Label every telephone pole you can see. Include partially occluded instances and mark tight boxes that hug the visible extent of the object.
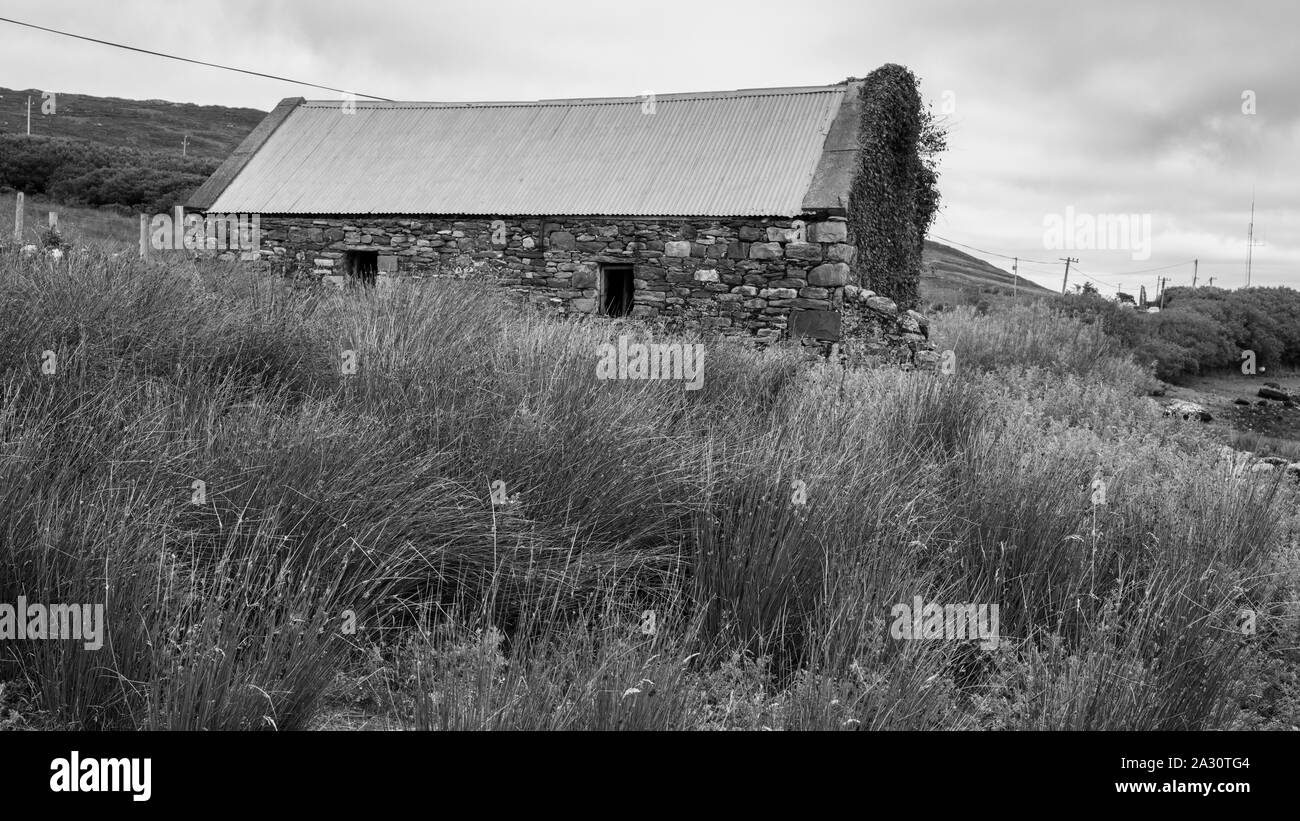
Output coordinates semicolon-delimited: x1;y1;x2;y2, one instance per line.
1246;194;1264;288
26;95;31;136
1192;259;1198;288
1159;276;1168;310
1012;257;1018;299
1059;257;1078;295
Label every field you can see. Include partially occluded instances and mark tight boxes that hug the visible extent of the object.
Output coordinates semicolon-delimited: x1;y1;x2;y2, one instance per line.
0;191;138;252
1;246;1297;731
1162;370;1300;461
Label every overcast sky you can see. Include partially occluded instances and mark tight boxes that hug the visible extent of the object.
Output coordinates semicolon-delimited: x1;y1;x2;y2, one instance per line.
1;0;1295;293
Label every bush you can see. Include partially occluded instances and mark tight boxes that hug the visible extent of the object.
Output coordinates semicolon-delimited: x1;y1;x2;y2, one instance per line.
0;134;219;212
1047;287;1300;382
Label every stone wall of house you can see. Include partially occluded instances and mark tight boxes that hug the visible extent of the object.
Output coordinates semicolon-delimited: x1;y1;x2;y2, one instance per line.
236;214;934;367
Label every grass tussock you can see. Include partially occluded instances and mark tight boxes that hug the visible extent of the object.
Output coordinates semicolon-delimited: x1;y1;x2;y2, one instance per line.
0;248;1296;730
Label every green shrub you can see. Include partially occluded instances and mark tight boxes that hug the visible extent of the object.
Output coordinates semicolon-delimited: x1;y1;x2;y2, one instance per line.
0;134;218;212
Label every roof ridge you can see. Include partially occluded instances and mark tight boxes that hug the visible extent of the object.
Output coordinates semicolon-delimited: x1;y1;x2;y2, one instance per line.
297;84;846;109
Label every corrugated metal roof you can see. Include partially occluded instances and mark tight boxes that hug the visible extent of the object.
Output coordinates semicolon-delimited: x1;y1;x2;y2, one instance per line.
204;85;848;217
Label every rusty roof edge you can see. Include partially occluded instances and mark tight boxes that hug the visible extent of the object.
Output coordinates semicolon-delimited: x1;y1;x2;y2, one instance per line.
801;80;863;214
187;97;304;211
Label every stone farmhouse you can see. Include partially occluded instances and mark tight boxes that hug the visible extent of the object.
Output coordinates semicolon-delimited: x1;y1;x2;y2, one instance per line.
187;79;934;363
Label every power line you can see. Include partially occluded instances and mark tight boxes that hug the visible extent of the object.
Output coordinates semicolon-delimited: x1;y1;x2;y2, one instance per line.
0;16;393;101
929;234;1057;265
1011;259;1064;271
932;232;1201;278
1097;259;1196;276
933;232;1147;295
1068;266;1122;291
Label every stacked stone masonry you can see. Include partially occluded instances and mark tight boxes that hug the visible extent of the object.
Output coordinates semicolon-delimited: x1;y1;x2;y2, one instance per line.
233;214;935;368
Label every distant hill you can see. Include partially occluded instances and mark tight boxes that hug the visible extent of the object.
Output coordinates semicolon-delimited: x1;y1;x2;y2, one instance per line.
920;239;1052;307
922;239;1049;292
0;86;265;160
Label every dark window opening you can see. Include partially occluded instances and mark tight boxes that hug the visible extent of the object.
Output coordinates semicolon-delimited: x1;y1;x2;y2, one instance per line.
345;251;378;283
601;265;634;317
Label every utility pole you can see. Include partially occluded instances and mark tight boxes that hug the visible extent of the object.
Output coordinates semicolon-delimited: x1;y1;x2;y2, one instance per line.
1246;193;1264;288
1059;257;1078;295
1012;257;1018;299
1192;259;1198;288
1159;276;1168;310
26;95;31;136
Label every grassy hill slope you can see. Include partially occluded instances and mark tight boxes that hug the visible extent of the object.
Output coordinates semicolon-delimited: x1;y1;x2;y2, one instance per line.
920;239;1052;308
0;86;265;161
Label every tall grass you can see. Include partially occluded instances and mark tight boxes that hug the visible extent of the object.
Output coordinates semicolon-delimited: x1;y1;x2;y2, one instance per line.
931;301;1147;387
0;248;1294;730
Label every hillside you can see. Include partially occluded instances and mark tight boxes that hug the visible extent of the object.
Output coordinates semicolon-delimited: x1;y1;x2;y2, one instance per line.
0;86;264;161
920;239;1051;308
923;239;1048;292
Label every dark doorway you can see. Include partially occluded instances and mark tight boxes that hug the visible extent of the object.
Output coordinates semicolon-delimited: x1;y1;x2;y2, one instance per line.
601;264;634;317
345;250;378;283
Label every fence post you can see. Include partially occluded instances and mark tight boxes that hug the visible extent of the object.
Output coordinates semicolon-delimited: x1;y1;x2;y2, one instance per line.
173;205;185;251
13;192;23;244
48;211;58;231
